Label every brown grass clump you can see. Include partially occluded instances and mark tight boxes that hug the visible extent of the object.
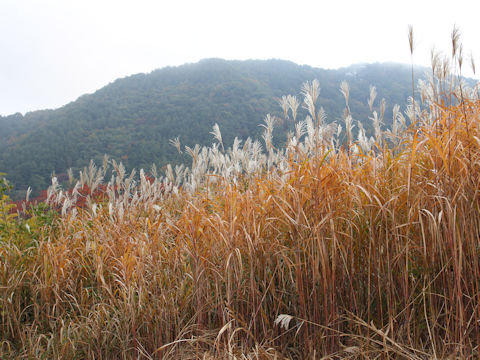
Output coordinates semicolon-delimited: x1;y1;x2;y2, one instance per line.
2;32;480;359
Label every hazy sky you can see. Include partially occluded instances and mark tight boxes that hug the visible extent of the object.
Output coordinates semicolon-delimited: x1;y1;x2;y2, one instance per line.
1;0;478;116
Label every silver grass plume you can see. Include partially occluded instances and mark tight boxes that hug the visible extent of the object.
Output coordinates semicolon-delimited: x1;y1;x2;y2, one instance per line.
67;168;74;185
169;137;182;154
278;95;289;120
303;93;315;121
302;79;320;104
385;104;404;145
210;123;224;152
392;104;401;136
368;86;377;112
71;181;81;201
470;52;476;75
340;81;351;118
151;163;158;179
90;173;103;194
25;187;32;203
344;114;354;149
370;111;382;142
87;160;98;188
457;44;464;71
102;154;109;177
124;169;136;195
116;162;126;188
319;122;338;147
175;165;184;185
260;114;275;153
379;98;386;124
78;171;85;188
295;120;306;142
357;121;373;153
139;168;149;195
337;124;342;137
305;116;316;150
185;144;201;168
302;79;320;120
61;197;73;217
231;137;242;162
419;79;432;105
242;137;252;154
287;95;299;124
317;107;327;128
431;47;441;74
471;82;480;100
47;176;61;205
405;96;420;124
251;140;263;160
451;25;460;60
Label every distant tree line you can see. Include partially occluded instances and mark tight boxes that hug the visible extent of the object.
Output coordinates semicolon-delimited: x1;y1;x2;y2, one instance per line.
0;59;419;198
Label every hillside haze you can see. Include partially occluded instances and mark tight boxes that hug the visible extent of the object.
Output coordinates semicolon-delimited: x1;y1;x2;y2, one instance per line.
0;59;417;196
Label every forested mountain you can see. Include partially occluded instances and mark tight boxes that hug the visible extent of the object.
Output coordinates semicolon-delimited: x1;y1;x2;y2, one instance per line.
0;59;420;197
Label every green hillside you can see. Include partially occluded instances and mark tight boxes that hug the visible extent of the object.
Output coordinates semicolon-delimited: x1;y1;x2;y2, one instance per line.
0;59;417;196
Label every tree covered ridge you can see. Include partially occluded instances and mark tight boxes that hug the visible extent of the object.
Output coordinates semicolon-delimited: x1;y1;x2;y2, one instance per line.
1;59;418;197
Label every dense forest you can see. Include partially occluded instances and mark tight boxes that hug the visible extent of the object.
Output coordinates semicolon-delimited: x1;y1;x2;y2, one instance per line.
0;59;419;197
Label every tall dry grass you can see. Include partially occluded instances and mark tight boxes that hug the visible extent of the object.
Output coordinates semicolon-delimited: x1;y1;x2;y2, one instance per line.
2;32;480;359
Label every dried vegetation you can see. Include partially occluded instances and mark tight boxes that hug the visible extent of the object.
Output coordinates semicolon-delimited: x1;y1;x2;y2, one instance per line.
1;28;480;358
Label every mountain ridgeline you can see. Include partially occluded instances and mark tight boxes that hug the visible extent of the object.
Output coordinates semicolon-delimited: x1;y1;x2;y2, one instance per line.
0;59;419;197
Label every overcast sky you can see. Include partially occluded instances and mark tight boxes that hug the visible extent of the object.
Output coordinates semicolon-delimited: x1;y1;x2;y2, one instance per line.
1;0;478;116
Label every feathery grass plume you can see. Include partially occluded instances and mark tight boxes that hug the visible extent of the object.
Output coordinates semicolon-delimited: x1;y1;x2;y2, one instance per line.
151;163;158;179
46;176;59;205
385;104;404;146
344;114;354;149
408;24;416;124
274;314;294;331
302;79;320;120
78;170;85;187
319;122;338;148
317;106;327;127
287;94;300;124
418;79;431;106
457;43;464;71
260;114;275;153
278;95;289;120
451;25;460;60
405;95;420;125
305;115;316;148
231;137;242;159
67;167;74;185
379;98;386;123
470;51;476;75
357;121;375;154
102;154;109;176
295;119;306;142
169;136;182;154
429;47;442;108
430;46;440;74
25;186;31;203
368;85;377;112
86;159;98;188
340;80;351;117
210;123;224;152
408;24;415;56
185;144;201;168
370;111;383;143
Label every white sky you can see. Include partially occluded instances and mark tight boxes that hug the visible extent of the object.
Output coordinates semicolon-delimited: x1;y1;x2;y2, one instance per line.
0;0;478;116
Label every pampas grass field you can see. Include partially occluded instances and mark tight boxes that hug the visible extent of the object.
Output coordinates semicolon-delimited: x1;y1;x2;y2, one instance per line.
2;29;480;358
